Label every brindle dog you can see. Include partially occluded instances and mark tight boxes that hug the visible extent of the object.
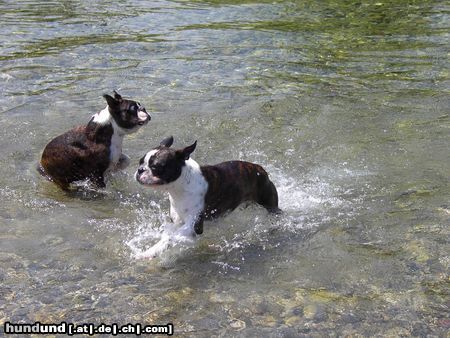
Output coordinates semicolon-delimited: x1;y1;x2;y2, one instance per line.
40;91;150;190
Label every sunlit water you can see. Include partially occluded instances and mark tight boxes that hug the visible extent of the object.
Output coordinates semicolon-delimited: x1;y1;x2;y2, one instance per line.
0;0;449;336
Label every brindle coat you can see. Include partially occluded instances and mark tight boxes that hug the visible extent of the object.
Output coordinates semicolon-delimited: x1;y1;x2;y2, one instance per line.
39;91;149;190
195;161;279;234
39;120;113;190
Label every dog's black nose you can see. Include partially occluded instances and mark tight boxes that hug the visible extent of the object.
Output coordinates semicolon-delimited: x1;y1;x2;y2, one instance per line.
137;167;145;175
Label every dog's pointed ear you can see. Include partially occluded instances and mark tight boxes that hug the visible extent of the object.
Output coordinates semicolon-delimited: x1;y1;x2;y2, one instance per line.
113;90;123;102
103;94;118;108
160;136;174;148
177;141;197;160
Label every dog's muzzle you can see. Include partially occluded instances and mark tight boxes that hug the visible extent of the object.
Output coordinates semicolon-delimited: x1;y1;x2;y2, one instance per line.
135;168;165;186
135;168;145;183
138;110;150;126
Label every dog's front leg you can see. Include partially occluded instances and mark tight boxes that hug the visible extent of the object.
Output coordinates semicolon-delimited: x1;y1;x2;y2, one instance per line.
172;214;203;242
194;214;204;235
115;154;131;170
137;215;199;260
91;172;106;188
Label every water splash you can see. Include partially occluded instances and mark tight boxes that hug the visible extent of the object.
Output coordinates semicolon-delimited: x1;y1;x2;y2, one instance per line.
125;163;346;262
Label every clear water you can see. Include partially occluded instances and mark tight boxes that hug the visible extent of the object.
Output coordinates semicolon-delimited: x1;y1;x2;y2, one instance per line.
1;0;449;336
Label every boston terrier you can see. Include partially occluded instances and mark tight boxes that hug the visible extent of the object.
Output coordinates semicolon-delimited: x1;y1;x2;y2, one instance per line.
134;136;280;258
39;91;150;190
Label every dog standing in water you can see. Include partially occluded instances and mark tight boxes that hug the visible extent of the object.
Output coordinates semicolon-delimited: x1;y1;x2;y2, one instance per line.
135;136;280;258
39;91;150;190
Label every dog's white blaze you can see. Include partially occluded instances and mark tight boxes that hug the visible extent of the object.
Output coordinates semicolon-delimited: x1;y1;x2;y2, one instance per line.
144;149;158;166
135;149;159;184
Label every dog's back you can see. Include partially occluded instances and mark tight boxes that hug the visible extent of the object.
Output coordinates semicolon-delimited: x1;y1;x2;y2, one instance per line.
40;123;112;189
200;160;279;219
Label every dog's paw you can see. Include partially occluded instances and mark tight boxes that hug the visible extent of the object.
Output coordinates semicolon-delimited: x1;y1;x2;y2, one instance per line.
137;238;171;259
115;154;131;170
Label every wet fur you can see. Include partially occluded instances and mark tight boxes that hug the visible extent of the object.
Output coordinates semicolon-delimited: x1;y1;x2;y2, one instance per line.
39;120;114;190
199;161;279;232
40;92;149;190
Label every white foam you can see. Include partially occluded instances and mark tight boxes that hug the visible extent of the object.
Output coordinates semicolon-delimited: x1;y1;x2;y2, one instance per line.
0;73;13;81
127;217;197;261
211;261;241;271
266;164;344;213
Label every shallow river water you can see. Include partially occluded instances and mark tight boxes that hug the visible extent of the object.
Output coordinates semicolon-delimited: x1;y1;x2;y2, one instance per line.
0;0;449;336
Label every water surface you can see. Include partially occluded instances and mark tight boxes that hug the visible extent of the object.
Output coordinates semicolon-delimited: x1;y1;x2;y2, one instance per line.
0;0;449;336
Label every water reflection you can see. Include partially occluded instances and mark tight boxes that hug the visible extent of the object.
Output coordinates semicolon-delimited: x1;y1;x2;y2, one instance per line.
0;0;448;336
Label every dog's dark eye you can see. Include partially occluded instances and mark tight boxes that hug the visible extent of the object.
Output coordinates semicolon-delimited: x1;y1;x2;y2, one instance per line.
129;105;137;112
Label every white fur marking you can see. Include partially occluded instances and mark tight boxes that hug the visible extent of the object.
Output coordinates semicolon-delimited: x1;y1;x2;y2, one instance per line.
109;129;124;168
92;106;127;171
92;106;111;125
165;158;208;227
135;149;159;185
144;149;158;166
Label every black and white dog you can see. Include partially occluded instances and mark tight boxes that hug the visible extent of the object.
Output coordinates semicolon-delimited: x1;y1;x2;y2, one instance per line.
135;136;280;258
39;91;150;190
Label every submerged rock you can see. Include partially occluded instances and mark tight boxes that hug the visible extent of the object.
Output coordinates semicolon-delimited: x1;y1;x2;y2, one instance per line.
209;292;234;304
303;304;317;320
404;240;430;263
253;315;278;328
165;287;194;303
229;319;246;331
285;315;302;327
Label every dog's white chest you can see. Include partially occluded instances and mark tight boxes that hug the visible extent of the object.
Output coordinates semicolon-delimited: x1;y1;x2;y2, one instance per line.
167;160;208;226
169;193;205;225
93;107;125;169
109;131;123;165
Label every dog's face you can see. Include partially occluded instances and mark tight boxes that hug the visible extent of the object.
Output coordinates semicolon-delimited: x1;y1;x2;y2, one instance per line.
135;136;197;187
103;91;150;132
